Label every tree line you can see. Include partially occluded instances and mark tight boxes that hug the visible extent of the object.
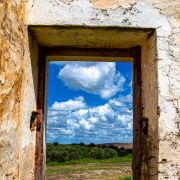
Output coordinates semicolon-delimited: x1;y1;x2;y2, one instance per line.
46;142;132;163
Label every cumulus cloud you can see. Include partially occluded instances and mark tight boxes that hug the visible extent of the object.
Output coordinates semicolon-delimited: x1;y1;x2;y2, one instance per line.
67;119;80;129
47;95;132;144
58;62;126;99
48;110;69;117
79;119;93;130
50;96;86;111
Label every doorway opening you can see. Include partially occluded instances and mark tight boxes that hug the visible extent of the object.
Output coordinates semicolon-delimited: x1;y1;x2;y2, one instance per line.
29;25;157;180
46;60;133;179
34;46;141;180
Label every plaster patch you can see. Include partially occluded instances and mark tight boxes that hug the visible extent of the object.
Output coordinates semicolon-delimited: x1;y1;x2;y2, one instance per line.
90;0;136;9
90;0;118;9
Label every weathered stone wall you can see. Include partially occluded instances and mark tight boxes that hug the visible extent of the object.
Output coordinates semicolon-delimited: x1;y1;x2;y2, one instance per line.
28;0;180;179
0;1;26;179
0;1;38;179
0;0;179;179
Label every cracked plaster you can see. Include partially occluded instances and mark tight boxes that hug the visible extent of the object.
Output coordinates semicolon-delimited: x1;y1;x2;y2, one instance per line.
27;0;180;178
0;0;180;179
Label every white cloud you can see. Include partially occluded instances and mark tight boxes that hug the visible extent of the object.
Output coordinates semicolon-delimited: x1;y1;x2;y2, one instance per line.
58;62;126;99
88;117;98;123
51;96;86;111
47;94;133;144
117;94;132;104
60;129;73;135
117;114;131;127
89;104;112;117
109;99;123;107
79;119;92;130
67;119;80;129
48;110;69;117
72;109;88;118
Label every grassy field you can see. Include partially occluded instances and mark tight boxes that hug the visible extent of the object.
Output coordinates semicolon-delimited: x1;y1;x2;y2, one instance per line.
46;156;132;180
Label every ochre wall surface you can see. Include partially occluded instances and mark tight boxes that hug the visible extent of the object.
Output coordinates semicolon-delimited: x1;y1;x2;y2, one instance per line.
0;1;37;179
0;0;180;179
0;0;26;179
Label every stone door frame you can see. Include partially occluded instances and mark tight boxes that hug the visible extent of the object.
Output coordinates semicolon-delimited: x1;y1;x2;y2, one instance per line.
35;46;141;179
28;25;157;180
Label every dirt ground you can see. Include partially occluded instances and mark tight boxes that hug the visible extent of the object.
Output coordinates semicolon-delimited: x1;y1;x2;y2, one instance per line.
46;162;131;180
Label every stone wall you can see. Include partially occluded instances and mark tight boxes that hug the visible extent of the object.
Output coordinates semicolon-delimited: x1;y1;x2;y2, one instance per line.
28;0;180;179
0;0;26;179
0;0;179;179
0;1;38;179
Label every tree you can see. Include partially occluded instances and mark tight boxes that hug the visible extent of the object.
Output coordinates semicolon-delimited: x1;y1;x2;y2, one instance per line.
88;143;95;147
53;142;59;146
79;142;85;146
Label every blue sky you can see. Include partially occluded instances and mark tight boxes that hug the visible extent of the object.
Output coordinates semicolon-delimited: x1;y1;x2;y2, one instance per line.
47;61;132;144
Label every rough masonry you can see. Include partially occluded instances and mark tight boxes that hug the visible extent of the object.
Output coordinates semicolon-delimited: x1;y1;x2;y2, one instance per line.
0;0;180;179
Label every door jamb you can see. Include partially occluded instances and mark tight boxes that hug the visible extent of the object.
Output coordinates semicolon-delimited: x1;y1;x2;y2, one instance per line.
35;46;142;180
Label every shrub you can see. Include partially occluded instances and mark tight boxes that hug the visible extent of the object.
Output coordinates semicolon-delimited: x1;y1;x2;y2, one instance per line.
104;148;118;159
89;147;105;159
50;151;68;162
67;149;81;160
118;148;127;157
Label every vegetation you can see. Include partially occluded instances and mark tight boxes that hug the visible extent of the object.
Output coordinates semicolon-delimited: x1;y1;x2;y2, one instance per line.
119;176;131;180
46;160;132;180
47;155;132;166
46;143;132;163
46;143;132;179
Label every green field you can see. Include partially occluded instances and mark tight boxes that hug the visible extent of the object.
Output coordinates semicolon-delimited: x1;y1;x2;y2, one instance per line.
47;154;132;166
46;143;132;180
46;156;132;180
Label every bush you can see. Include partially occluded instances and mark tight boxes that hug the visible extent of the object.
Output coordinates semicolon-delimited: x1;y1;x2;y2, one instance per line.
104;148;118;159
50;151;68;162
89;147;105;159
118;149;128;157
67;149;81;160
46;143;132;163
